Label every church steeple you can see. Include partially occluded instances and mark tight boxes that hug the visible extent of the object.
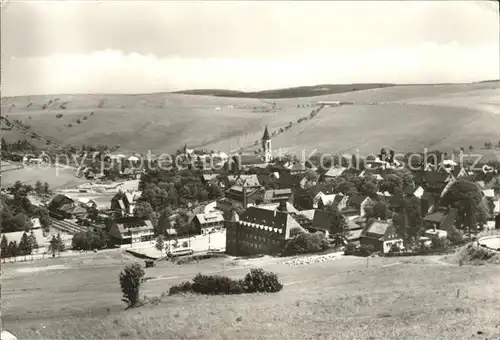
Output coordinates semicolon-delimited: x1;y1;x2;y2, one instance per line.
262;125;272;163
262;125;270;141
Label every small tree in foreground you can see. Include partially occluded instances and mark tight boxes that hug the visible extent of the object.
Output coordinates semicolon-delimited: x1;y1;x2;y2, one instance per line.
1;235;9;262
155;235;165;260
29;230;39;260
119;263;145;308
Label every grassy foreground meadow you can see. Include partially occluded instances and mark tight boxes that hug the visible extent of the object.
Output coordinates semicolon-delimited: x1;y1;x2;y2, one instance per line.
2;249;500;340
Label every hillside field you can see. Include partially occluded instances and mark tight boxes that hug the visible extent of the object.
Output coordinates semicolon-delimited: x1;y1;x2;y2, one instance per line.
1;82;499;156
2;250;500;340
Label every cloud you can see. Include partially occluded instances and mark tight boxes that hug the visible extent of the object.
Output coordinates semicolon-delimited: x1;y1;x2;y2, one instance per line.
2;42;498;96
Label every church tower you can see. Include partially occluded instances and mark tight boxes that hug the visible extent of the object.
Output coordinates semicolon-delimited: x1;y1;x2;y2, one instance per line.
262;125;272;163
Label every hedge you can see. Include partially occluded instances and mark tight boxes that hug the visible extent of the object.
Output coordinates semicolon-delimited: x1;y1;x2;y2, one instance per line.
169;268;283;295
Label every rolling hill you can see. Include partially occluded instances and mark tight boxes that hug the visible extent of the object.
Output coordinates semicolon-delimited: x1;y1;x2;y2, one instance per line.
1;81;499;157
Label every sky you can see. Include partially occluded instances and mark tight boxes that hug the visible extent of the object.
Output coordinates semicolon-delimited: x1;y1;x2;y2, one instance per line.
1;0;499;96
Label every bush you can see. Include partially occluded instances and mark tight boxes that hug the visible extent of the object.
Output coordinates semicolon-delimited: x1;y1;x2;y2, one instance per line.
169;268;282;296
344;242;359;255
358;244;376;257
191;273;245;295
431;236;447;249
243;268;283;293
282;232;329;256
447;227;464;245
168;281;193;295
119;263;145;308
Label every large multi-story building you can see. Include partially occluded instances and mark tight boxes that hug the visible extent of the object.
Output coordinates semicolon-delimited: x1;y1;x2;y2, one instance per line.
109;216;155;246
225;206;306;256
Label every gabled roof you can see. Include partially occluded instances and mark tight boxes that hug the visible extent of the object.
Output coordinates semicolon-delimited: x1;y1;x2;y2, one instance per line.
324;166;346;177
299;209;316;221
413;186;424;198
482;189;495;198
112;218;154;238
256;202;299;214
233;154;266;166
284;160;317;172
195;211;224;225
423;171;449;184
359;169;384;181
228;174;261;187
239;206;307;236
361;220;395;240
423;208;457;224
263;188;293;202
348;194;368;207
317;193;345;207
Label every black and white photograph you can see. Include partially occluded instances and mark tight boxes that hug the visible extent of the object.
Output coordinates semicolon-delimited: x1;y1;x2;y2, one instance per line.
1;1;500;339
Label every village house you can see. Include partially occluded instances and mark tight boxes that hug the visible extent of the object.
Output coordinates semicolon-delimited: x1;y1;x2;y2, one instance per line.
225;206;307;256
283;160;317;175
359;219;403;253
108;217;155;246
223;185;264;209
423;207;458;231
48;194;87;220
359;168;384;182
324;166;347;180
347;194;371;217
263;188;293;204
192;211;225;235
309;210;345;238
313;192;347;210
110;192;136;217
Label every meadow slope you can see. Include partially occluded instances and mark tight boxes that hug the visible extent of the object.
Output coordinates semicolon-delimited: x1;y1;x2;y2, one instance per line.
2;251;500;340
1;82;499;156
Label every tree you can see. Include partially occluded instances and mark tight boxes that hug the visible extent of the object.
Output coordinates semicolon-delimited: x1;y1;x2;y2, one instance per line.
155;235;165;259
8;241;18;261
29;230;39;260
1;235;9;262
56;233;65;256
19;232;32;261
133;201;155;221
360;180;378;197
48;236;56;257
36;207;51;231
43;182;50;194
119;263;145;308
208;183;224;199
442;180;483;240
35;180;43;195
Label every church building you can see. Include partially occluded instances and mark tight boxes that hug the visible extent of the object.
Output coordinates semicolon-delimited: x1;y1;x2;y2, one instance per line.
227;126;274;172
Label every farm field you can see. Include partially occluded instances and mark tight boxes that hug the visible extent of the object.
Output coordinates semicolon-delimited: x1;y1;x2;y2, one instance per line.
2;249;500;340
1;82;500;156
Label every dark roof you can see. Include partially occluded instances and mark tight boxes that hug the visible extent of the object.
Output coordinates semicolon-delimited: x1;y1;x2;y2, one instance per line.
233;154;265;166
262;125;270;141
423;208;457;224
348;194;368;207
451;166;465;178
239;206;306;235
361;219;396;241
423;171;449;184
311;210;344;234
263;188;293;202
